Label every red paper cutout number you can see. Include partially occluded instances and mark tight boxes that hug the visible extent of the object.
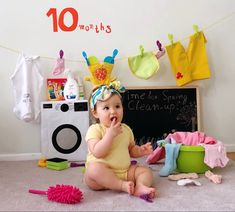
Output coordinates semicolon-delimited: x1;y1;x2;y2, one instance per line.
47;8;79;32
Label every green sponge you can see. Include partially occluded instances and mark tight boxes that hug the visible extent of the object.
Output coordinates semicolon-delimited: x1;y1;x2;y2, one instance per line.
46;158;68;171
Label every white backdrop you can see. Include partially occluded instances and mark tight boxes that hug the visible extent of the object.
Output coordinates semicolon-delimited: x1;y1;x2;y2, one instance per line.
1;0;235;159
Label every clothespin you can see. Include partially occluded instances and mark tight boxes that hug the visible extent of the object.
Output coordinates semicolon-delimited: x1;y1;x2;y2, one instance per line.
168;34;174;45
193;24;200;35
156;40;162;51
139;45;144;57
59;49;64;59
82;51;90;65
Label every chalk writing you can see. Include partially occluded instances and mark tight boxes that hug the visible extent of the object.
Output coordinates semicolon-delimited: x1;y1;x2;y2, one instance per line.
122;87;199;146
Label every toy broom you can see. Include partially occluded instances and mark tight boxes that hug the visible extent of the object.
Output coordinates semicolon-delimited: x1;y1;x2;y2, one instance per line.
29;184;83;204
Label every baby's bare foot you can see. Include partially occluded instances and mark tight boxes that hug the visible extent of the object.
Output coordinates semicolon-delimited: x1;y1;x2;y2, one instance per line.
121;181;135;195
134;184;156;199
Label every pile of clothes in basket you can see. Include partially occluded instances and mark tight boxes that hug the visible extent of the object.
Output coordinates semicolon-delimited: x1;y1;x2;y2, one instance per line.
146;131;229;176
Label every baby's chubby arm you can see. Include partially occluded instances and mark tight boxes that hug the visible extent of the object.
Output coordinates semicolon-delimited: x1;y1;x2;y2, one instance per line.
129;142;153;158
87;119;122;158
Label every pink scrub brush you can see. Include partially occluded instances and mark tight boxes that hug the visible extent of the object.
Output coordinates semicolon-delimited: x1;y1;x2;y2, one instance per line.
29;184;83;204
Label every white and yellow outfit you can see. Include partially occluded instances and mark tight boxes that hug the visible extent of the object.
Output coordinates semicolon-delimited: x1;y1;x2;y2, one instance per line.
85;123;135;180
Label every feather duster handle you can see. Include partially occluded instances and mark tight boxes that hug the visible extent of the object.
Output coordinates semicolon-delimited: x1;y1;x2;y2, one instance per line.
29;184;83;204
29;189;47;195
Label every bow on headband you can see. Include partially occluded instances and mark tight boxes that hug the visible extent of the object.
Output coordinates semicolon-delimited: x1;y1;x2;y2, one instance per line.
90;81;125;109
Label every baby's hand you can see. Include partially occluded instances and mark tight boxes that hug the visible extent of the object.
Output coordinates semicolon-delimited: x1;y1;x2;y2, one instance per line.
140;142;153;155
106;118;122;138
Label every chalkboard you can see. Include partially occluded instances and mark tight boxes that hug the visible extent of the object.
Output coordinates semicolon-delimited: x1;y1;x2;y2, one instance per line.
121;86;200;146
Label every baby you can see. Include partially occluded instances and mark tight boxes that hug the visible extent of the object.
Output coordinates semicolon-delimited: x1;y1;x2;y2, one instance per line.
84;82;156;199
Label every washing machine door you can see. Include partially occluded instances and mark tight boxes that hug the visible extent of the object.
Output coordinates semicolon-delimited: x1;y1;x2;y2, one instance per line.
52;124;82;154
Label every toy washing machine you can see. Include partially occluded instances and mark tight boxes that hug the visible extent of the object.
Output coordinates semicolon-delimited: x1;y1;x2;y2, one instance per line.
41;100;89;161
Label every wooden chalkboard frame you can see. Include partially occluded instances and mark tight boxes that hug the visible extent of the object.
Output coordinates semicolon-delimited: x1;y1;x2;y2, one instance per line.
121;86;200;146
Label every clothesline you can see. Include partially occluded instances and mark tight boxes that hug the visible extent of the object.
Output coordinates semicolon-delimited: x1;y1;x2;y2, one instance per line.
0;11;234;63
180;11;235;42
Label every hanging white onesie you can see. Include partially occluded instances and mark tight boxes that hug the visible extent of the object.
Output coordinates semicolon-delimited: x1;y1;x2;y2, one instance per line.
11;53;43;122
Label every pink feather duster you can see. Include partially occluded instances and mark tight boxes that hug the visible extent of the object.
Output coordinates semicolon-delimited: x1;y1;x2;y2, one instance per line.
29;184;83;204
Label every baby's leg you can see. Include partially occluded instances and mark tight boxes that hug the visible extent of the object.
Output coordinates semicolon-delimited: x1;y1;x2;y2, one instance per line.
84;162;134;194
128;165;156;198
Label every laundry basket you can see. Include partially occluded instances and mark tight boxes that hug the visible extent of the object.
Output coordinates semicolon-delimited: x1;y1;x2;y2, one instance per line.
176;145;212;174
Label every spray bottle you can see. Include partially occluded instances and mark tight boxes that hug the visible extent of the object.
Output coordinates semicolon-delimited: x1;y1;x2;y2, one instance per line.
63;69;79;101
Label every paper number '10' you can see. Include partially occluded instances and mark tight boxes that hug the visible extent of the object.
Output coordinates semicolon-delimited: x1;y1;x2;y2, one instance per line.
46;8;79;32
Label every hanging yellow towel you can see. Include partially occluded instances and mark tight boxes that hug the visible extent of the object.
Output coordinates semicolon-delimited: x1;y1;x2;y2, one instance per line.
188;31;211;80
166;31;211;86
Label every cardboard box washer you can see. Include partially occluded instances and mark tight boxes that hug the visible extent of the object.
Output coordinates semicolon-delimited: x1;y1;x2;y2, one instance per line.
41;100;89;161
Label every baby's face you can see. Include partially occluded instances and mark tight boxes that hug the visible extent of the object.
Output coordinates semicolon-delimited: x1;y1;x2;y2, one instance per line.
93;94;123;127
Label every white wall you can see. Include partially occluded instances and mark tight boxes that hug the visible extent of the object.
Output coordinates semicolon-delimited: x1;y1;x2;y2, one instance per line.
1;0;235;160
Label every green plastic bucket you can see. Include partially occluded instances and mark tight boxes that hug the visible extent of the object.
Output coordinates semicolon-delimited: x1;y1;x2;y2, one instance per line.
176;145;212;174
